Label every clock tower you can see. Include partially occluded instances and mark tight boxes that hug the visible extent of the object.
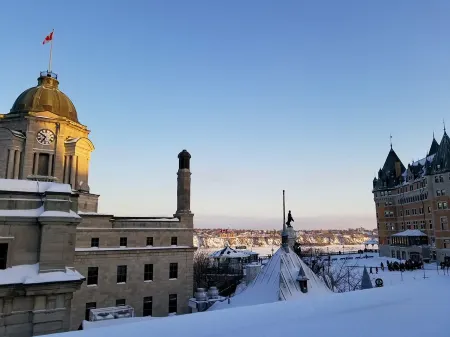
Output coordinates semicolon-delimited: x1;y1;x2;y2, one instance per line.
0;71;98;212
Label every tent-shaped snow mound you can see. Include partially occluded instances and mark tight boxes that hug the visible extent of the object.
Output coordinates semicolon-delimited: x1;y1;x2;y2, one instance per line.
210;247;331;311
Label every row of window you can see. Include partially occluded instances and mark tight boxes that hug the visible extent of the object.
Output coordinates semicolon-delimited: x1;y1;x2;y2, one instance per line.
378;203;448;219
91;236;178;248
376;174;450;197
379;216;449;231
380;219;432;231
87;263;178;285
85;294;177;320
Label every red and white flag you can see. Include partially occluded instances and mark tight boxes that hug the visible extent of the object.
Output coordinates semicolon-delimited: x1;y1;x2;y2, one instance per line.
42;31;54;45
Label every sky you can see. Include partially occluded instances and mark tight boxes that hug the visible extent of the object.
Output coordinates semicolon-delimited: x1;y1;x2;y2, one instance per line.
1;1;450;229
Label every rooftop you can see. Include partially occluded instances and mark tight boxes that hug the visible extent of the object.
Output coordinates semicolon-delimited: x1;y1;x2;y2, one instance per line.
392;229;427;237
49;274;450;337
0;263;84;286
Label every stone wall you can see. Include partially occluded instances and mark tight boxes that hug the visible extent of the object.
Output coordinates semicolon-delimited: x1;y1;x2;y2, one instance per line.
71;248;194;330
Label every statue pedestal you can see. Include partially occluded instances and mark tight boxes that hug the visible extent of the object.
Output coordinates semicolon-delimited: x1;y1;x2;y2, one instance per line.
286;227;296;250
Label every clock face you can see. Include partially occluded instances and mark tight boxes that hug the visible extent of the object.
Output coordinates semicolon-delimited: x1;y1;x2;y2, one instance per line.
36;129;55;145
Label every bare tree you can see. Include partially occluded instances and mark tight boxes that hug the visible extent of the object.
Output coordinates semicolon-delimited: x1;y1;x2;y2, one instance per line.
193;249;211;291
312;258;361;293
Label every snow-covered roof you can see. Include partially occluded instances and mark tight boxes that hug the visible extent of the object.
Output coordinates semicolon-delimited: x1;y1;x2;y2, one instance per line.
0;264;84;285
0;179;72;194
209;246;251;258
392;229;427;237
210;247;330;311
0;206;80;218
363;239;378;245
54;272;450;337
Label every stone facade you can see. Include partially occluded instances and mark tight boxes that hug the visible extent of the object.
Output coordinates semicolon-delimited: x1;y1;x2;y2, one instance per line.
0;71;196;335
0;181;84;337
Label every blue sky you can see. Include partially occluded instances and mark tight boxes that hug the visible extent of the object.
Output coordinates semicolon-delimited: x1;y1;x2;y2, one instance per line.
1;1;450;229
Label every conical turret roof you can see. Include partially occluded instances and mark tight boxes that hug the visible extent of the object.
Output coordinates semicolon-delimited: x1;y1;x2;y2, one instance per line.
429;136;440;156
430;131;450;174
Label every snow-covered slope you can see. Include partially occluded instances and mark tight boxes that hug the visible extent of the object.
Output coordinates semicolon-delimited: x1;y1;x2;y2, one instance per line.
50;276;450;337
209;247;330;311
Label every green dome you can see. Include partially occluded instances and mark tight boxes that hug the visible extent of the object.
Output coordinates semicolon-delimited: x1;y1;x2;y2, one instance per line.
10;73;79;123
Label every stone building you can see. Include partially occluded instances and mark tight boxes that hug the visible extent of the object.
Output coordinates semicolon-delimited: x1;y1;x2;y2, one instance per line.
0;180;84;336
0;71;196;335
373;131;450;262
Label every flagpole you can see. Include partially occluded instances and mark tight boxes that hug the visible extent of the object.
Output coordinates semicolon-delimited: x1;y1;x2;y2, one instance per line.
48;29;54;73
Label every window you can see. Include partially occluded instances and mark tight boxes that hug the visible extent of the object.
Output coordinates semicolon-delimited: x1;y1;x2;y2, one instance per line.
85;302;96;321
144;264;153;281
405;210;410;216
438;202;443;210
444;202;448;209
168;294;177;314
37;153;50;176
429;220;433;229
146;237;153;246
171;237;177;246
428;206;432;213
437;190;441;197
120;237;127;247
116;299;126;306
412;209;417;215
442;190;446;196
91;238;99;248
169;263;178;279
440;217;448;231
0;243;8;270
419;207;424;215
143;296;153;317
400;210;403;216
435;176;439;183
117;265;127;283
440;175;444;183
87;267;98;286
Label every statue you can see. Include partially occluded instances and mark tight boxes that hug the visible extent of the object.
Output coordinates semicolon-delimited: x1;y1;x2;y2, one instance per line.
286;210;294;228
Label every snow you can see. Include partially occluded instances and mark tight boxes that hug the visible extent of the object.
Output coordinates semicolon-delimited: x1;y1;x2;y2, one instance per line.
0;264;84;285
112;218;179;222
40;210;80;218
75;246;191;252
0;179;72;194
50;274;450;337
65;138;80;144
82;316;156;330
210;247;330;311
0;206;80;218
363;239;378;245
392;229;426;237
78;212;113;216
209;246;252;259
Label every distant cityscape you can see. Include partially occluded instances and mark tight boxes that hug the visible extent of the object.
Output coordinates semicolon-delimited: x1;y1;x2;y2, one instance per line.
194;228;377;248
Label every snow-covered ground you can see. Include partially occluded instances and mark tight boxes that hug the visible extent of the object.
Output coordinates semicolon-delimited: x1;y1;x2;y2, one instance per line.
316;252;443;290
50;275;450;337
